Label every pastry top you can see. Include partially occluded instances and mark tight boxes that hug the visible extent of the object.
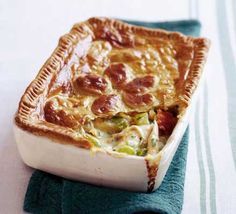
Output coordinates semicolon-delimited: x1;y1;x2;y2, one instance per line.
15;17;210;156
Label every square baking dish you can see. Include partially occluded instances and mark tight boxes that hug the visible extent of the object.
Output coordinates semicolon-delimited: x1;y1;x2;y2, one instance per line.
14;17;209;192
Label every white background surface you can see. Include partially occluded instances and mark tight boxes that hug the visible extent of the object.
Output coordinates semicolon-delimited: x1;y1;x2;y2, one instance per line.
1;0;236;213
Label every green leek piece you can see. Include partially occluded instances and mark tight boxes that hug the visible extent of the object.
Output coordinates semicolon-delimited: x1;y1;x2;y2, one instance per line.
134;112;150;125
111;117;129;130
86;135;101;148
117;145;135;155
137;148;148;156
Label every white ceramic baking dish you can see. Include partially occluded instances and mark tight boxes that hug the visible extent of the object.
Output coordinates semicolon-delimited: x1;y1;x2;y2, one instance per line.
13;18;209;192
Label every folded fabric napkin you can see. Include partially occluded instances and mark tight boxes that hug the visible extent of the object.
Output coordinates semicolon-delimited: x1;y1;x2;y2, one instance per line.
24;20;201;214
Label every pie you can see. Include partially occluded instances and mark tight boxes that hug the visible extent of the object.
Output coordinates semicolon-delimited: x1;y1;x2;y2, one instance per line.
15;17;210;157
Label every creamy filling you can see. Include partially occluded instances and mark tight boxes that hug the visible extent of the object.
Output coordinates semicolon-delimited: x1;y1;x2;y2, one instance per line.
76;109;173;156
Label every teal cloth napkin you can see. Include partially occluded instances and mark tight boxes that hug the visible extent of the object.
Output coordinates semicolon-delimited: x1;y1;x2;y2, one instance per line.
24;20;201;214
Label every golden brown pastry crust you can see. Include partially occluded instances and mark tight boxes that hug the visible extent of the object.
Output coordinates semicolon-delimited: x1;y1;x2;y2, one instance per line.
15;17;210;148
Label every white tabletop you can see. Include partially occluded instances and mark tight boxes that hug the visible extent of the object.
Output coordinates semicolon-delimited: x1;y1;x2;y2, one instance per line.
1;0;236;213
